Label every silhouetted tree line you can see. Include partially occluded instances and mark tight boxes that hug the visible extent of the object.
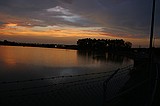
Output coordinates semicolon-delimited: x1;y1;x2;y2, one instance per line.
0;39;132;51
0;40;56;48
0;40;77;49
77;38;132;51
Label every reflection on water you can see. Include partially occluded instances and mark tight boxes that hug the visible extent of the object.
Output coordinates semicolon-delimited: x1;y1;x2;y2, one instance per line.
0;46;133;81
77;50;107;62
0;46;78;67
77;50;131;64
107;53;125;63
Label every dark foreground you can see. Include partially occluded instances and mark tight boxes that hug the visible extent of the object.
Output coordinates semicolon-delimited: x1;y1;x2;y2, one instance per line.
0;46;160;106
109;53;160;106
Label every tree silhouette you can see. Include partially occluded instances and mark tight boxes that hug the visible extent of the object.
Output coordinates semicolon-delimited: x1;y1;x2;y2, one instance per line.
77;38;132;51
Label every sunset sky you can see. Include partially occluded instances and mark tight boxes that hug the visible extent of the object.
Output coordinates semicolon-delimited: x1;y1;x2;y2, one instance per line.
0;0;160;47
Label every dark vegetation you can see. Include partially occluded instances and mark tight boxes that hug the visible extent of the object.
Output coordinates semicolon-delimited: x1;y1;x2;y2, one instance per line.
77;38;132;51
0;38;132;51
0;40;77;50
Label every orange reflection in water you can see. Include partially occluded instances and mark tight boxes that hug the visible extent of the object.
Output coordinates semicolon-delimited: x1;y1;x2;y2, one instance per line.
0;46;78;67
0;46;17;66
4;58;16;66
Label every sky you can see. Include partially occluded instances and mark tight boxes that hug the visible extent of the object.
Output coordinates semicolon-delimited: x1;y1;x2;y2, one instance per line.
0;0;160;47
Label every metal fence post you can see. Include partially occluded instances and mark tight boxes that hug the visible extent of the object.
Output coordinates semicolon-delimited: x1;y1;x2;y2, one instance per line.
103;68;120;105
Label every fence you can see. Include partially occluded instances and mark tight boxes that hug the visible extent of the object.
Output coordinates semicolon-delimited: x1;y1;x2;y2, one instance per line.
0;65;135;105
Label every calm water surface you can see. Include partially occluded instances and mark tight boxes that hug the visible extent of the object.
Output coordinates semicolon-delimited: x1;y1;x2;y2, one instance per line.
0;46;133;81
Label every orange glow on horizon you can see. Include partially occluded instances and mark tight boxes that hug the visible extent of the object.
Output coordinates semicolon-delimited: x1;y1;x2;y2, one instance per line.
0;25;116;39
5;23;17;27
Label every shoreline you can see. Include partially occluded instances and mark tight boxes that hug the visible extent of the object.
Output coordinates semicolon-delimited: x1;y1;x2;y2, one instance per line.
0;42;78;50
1;41;159;61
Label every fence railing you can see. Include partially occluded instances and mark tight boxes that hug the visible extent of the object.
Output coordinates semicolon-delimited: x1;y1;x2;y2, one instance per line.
0;65;134;105
103;61;159;106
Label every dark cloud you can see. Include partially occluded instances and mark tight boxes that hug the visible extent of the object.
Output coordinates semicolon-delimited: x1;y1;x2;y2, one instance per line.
0;0;58;15
60;0;73;4
0;0;159;39
69;0;160;38
0;21;6;29
0;21;5;25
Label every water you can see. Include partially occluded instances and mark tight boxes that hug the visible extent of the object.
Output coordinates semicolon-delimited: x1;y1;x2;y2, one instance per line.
0;46;133;81
0;46;134;105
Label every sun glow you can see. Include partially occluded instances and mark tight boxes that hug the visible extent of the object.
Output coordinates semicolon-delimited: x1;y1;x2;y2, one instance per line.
5;23;17;27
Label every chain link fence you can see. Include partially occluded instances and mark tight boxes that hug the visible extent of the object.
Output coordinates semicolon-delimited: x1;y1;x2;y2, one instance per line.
0;65;134;105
